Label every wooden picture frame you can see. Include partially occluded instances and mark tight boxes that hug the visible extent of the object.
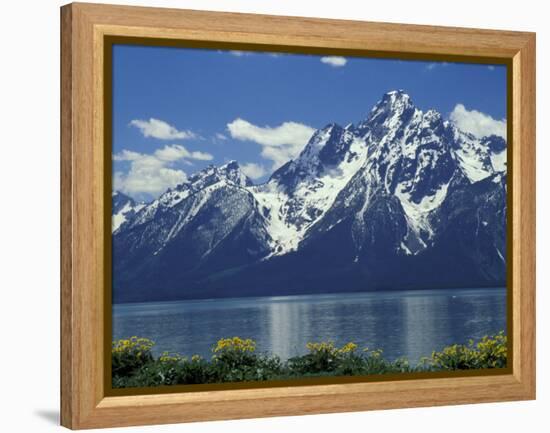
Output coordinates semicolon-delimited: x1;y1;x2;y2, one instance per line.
60;2;536;429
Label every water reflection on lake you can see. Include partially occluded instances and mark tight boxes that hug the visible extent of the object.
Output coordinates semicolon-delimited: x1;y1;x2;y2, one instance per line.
113;287;506;362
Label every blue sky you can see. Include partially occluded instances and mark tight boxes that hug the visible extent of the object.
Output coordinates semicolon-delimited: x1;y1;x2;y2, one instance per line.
112;44;507;201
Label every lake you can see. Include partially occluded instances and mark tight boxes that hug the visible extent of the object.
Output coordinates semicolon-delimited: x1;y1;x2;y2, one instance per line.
112;287;506;363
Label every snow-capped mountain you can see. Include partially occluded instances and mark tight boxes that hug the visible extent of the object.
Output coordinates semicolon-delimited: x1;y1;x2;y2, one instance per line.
112;191;145;232
252;123;370;255
113;90;507;302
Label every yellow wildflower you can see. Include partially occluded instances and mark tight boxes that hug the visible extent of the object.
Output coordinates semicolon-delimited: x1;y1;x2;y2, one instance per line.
338;342;358;354
213;337;256;353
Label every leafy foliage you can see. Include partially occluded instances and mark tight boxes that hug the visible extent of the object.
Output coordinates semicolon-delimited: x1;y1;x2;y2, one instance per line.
112;333;507;388
111;337;154;376
430;332;507;370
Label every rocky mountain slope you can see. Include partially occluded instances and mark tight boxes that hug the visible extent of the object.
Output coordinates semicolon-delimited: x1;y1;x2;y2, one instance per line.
113;90;507;302
112;191;145;232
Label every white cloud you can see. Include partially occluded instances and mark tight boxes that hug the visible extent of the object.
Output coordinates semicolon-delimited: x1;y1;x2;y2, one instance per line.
224;50;281;58
113;144;213;198
113;153;186;198
129;118;196;140
113;149;142;161
154;144;213;162
227;118;315;169
240;162;267;180
425;61;448;71
229;50;251;57
113;171;126;192
153;145;187;162
215;133;228;141
320;56;347;67
186;150;213;161
450;104;506;139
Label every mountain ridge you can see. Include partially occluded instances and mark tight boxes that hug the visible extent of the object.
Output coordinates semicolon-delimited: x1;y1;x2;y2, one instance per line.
112;90;507;302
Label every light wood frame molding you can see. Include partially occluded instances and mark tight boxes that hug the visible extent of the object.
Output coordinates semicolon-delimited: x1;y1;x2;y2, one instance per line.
60;2;536;429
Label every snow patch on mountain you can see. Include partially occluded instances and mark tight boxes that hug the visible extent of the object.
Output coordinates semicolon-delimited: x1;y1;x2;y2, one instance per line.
251;126;370;256
114;90;508;271
451;127;507;183
490;149;507;173
112;191;145;232
395;180;449;239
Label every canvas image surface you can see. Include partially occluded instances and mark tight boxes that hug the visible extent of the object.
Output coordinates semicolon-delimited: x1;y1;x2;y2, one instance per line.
110;45;508;389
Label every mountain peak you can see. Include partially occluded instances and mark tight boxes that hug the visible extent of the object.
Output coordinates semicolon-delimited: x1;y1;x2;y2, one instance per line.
168;161;252;194
220;160;240;170
294;122;345;163
112;190;136;207
218;160;253;187
112;190;132;199
384;89;410;98
112;191;144;232
113;89;507;300
322;122;341;130
377;89;414;110
355;90;416;133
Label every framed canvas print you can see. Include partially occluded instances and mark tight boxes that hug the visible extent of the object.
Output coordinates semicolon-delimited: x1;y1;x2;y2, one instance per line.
60;3;536;429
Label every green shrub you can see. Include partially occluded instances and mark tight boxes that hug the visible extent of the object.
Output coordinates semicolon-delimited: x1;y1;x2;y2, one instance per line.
111;337;154;376
210;337;284;382
288;341;359;375
111;333;507;388
211;337;257;368
114;354;213;387
430;332;507;370
335;348;415;376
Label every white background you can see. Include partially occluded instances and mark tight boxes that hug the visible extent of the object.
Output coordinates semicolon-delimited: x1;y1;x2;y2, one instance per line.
0;0;546;431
